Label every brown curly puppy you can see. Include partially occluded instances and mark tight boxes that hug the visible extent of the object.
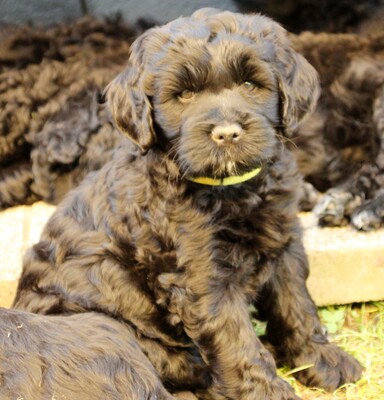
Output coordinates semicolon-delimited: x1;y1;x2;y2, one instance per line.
8;9;361;400
1;17;383;232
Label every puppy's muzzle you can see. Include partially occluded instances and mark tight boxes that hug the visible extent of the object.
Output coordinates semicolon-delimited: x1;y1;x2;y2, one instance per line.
211;122;243;145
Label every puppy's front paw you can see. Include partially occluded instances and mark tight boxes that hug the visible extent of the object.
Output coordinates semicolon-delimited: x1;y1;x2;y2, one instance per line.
292;343;362;391
314;190;363;227
172;391;198;399
351;197;384;230
299;182;321;211
270;377;301;400
205;376;300;400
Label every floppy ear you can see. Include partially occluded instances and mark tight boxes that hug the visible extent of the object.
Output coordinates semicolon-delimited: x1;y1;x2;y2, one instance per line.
105;33;156;153
274;35;320;136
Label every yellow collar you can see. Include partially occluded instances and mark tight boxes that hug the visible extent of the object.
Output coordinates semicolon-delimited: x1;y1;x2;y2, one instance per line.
187;167;261;186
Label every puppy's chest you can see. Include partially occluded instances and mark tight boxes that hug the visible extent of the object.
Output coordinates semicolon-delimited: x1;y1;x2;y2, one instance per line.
211;208;281;281
212;191;291;253
132;193;289;295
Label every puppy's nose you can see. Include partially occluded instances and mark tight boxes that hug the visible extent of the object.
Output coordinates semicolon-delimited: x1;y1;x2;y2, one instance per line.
211;123;243;145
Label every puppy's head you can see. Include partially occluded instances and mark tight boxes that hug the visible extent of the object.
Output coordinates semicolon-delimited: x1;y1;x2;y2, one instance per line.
106;9;319;178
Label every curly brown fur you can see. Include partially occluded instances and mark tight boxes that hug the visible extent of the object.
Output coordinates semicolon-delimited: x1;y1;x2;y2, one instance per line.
0;307;182;400
289;32;384;229
10;9;361;399
0;15;135;71
0;16;133;208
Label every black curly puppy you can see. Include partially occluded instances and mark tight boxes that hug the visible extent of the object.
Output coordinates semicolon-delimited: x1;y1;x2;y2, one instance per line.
10;9;361;400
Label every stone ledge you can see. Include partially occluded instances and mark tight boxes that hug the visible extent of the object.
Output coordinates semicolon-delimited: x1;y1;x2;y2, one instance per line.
0;202;56;308
303;213;384;306
0;203;383;308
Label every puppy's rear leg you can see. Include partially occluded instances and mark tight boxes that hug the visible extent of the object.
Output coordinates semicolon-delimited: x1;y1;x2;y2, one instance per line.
255;233;362;391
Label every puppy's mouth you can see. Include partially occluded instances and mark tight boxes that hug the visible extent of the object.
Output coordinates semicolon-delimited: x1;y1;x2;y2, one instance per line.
174;117;278;184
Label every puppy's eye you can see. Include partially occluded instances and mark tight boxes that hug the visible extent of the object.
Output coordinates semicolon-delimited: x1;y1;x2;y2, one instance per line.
178;90;195;101
243;81;259;90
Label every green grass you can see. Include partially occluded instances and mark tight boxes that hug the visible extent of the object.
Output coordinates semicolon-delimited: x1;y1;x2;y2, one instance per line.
279;302;384;399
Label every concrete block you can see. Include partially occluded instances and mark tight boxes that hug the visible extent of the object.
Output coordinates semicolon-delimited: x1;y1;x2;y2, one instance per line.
0;202;55;308
303;213;384;306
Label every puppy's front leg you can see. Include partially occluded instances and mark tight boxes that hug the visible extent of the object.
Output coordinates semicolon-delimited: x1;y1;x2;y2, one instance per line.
255;231;362;391
158;270;299;400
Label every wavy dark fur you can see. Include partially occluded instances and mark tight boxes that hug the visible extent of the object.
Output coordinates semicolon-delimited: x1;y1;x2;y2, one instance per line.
4;9;362;400
0;16;134;207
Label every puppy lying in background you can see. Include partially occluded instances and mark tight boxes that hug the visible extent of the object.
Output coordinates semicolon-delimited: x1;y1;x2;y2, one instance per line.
290;32;384;230
4;8;362;400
